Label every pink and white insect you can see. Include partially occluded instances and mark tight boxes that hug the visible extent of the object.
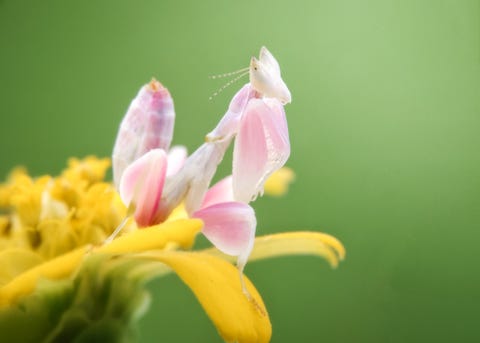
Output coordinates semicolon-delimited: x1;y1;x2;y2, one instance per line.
111;46;291;273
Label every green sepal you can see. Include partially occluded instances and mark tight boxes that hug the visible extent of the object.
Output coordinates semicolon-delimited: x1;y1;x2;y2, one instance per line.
0;253;166;343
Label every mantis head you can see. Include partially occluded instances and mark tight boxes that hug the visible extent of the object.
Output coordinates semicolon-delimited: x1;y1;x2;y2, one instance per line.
249;46;291;104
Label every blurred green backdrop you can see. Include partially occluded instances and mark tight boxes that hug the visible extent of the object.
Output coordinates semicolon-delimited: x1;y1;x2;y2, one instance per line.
1;0;479;342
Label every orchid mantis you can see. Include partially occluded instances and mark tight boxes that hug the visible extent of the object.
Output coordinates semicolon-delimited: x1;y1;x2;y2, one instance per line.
111;46;291;277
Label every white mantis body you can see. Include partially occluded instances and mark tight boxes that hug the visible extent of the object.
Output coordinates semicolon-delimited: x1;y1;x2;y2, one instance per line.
111;47;292;294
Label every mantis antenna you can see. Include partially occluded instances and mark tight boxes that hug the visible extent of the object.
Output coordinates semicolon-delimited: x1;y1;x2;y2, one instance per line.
209;70;249;100
208;66;249;79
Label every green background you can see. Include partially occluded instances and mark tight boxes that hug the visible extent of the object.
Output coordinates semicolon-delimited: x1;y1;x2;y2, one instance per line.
1;0;479;342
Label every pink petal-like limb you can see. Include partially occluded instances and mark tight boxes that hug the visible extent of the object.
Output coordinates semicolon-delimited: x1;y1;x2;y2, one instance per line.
133;251;271;343
233;98;290;203
112;79;175;187
201;175;234;209
119;149;167;227
193;202;256;269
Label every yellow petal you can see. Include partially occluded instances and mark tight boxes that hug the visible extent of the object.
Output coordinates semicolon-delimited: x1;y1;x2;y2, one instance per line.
0;249;44;286
263;167;295;197
0;246;88;307
0;219;203;307
97;219;202;254
136;251;271;343
250;231;345;267
166;203;189;221
206;231;345;268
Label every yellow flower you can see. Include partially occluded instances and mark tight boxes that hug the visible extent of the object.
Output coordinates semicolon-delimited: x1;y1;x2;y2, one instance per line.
0;157;344;343
263;166;295;197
